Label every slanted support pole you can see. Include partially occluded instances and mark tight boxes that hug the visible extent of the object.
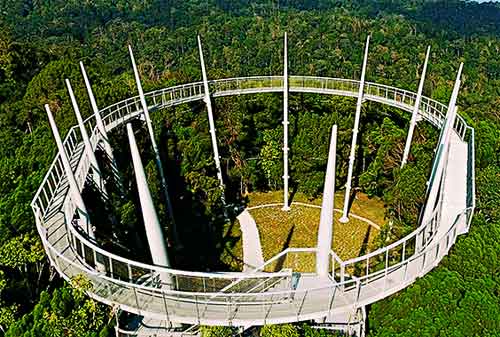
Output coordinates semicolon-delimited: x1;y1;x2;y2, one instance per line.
128;45;178;240
441;63;463;148
79;62;122;189
401;46;431;167
127;123;172;284
45;104;95;239
420;63;463;227
66;79;108;197
197;36;226;205
316;125;338;277
340;35;370;223
282;32;290;211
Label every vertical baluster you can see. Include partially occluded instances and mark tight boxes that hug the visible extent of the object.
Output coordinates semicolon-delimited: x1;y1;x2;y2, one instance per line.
340;263;345;289
366;256;369;279
127;264;133;282
383;250;389;291
109;256;113;277
402;240;406;261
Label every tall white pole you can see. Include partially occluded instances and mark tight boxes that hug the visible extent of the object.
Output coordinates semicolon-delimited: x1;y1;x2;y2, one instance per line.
197;36;226;205
66;79;107;196
282;32;290;211
127;123;170;269
440;63;463;148
420;63;462;226
128;45;177;238
340;35;370;223
45;104;95;239
79;62;118;168
401;46;431;167
316;125;338;277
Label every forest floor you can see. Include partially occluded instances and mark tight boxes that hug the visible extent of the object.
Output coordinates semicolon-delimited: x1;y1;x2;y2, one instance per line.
222;190;387;272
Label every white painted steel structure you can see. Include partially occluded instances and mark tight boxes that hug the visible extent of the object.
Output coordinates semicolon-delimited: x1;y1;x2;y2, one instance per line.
198;36;226;205
80;62;123;192
128;45;176;230
126;123;171;270
66;79;107;197
316;125;338;277
282;32;290;211
401;46;431;168
340;35;370;223
33;75;475;327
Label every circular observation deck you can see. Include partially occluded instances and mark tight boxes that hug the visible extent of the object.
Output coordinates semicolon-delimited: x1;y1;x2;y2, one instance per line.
32;76;475;326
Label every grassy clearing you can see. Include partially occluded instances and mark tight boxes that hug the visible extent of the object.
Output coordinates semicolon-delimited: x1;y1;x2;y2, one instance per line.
221;190;386;272
247;190;386;226
222;191;385;272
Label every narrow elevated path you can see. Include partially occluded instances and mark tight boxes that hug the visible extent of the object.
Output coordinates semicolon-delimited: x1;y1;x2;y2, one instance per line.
237;210;265;272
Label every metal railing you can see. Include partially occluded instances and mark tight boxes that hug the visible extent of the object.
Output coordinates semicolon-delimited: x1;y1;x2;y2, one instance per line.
37;205;473;325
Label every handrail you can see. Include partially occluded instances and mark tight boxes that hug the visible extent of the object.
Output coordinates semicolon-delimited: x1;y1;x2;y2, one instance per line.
31;75;452;214
342;199;441;266
195;248;312;300
40;205;472;300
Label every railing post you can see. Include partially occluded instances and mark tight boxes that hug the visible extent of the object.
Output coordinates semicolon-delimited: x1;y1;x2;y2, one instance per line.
383;250;389;291
340;263;346;290
195;294;201;325
340;35;370;223
162;291;171;325
133;287;140;308
421;250;427;275
355;279;361;306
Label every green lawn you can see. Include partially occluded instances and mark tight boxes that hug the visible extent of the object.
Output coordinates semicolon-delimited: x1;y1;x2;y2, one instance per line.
222;191;386;272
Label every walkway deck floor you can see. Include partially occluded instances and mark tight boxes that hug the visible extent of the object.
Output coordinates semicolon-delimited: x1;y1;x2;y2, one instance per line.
237;210;265;272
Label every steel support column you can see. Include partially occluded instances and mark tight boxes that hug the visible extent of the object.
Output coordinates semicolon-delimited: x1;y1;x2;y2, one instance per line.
128;45;177;240
197;36;226;205
340;35;370;223
79;62;122;189
316;125;338;277
282;32;290;211
441;64;463;148
66;79;107;197
401;46;431;167
421;63;463;226
126;123;170;268
45;104;95;239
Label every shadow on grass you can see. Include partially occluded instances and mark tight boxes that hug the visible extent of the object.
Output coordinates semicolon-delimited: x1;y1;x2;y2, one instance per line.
274;224;295;272
358;224;372;258
288;181;300;205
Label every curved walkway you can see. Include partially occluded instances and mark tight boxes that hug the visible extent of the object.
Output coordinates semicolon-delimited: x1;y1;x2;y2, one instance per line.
31;76;475;326
237;210;265;272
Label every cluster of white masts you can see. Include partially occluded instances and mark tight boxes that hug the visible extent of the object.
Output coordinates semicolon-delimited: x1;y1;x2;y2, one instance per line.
44;33;463;277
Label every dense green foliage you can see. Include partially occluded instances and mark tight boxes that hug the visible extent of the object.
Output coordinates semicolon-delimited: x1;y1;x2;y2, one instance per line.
5;276;113;337
0;0;499;336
